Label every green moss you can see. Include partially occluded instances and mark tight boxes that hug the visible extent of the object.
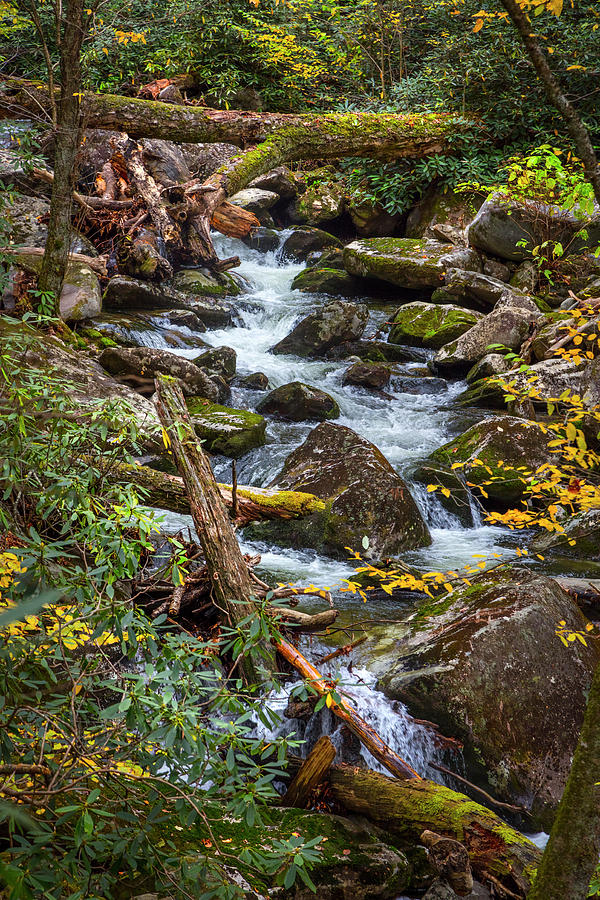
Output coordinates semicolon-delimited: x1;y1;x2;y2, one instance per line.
231;485;326;516
186;399;266;458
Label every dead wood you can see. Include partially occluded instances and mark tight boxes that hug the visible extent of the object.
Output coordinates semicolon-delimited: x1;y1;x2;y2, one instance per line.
281;736;336;809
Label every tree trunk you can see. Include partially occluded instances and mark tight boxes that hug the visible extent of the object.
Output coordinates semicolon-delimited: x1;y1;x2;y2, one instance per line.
37;0;85;305
153;374;275;684
499;0;600;205
281;736;336;808
312;764;541;898
527;659;600;900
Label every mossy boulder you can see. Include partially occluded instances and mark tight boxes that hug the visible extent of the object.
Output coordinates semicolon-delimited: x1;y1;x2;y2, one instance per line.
429;415;556;505
405;187;484;239
343;238;480;291
257;381;340;422
291;266;362;297
98;346;221;401
172;268;242;298
192;345;237;380
186;398;266;457
280;227;343;262
245;422;431;559
271;300;368;357
290;180;345;226
369;567;599;829
103;276;234;327
411;461;474;527
349;198;401;237
436;270;536;313
433;308;536;376
388;302;482;350
532;508;600;563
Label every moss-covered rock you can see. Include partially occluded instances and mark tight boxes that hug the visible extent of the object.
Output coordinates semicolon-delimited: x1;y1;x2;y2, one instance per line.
290;179;345;226
411;461;474;527
280;226;343;262
343;238;480;291
429;415;557;505
245;422;431;559
388;302;482;349
433;308;536;376
172;268;242;298
405;187;484;239
186;399;266;457
103;276;234;327
291;266;363;297
271;299;368;357
99;345;221;401
349;198;401;237
193;345;237;380
368;567;599;829
532;508;600;563
257;381;340;422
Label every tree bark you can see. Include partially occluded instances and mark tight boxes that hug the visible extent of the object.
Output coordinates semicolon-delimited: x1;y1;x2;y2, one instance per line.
37;0;85;305
527;658;600;900
153;374;275;683
314;764;541;898
281;736;336;808
499;0;600;205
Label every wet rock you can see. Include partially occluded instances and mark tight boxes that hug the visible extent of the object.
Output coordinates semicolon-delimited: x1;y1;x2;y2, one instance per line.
325;340;423;364
388;302;482;350
532;508;600;562
429;415;556;505
434;269;535;313
349;198;401;237
238;372;269;390
373;567;599;828
242;227;280;253
185;398;266;458
405;187;484;240
411;461;474;527
230;188;279;226
343;238;480;291
193;346;237;380
291;266;362;297
433;308;536;376
305;247;345;270
467;192;600;261
117;226;172;282
249;166;298;199
103;276;234;327
289;179;345;226
246;422;431;559
271;299;368;357
343;362;391;391
172;268;242;298
392;374;449;395
98;346;220;401
84;312;208;351
14;252;102;323
257;381;340;421
280;226;343;262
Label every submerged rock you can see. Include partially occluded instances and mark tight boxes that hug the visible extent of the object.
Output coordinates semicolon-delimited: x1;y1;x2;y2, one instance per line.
246;422;431;559
371;567;599;828
271;299;368;357
388;302;482;350
343;238;480;291
186;398;266;457
280;226;343;262
257;381;340;422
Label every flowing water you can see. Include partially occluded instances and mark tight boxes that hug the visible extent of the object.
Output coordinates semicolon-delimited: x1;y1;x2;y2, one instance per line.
141;232;520;778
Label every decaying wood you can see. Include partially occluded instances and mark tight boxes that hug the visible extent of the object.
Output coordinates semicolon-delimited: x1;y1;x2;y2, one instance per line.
1;246;108;277
421;830;473;897
268;607;338;633
154;374;275;682
317;636;367;664
210;200;260;239
281;736;336;809
101;456;325;525
33;166;134;211
319;764;541;898
276;638;421;781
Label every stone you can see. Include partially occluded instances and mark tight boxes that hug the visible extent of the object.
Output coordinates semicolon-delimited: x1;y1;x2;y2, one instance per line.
343;238;481;291
530;318;571;361
245;422;431;559
141;138;191;187
14;252;102;323
510;259;539;293
433;308;536;376
482;258;511;282
349;198;401;237
325;340;423;364
98;346;221;401
494;291;544;316
103;276;234;327
429;415;557;505
467;192;600;262
186;398;267;458
271;299;368;357
84;312;208;351
290;180;345;226
372;567;599;828
465;353;513;384
509;357;588;406
230;188;279;226
179;142;239;179
6;195;94;254
242;227;280;253
405;187;484;240
280;226;343;262
342;362;391;391
438;269;536;313
172;268;242;298
388;302;482;350
411;461;474;527
257;381;340;421
238;372;269;390
532;508;600;562
291;266;362;297
305;247;345;270
392;375;449;395
193;346;237;380
249;166;298;199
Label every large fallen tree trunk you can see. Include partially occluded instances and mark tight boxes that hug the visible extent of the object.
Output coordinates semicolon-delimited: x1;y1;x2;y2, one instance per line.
101;456;325;526
286;762;541;898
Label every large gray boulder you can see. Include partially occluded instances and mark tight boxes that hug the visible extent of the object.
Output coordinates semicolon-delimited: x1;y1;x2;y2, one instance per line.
271;300;368;357
433;269;536;313
257;381;340;422
179;142;239;179
280;226;343;263
245;422;431;559
368;567;598;828
343;238;480;291
13;251;101;323
433;308;536;375
230;188;279;226
289;180;345;226
186;398;266;458
98;346;222;401
141;138;191;186
103;276;233;327
249;166;298;199
291;266;362;297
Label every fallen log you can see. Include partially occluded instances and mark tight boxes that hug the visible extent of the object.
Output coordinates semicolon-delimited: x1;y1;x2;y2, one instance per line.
100;456;325;525
268;607;338;633
276;637;421;781
318;764;541;898
154;374;275;682
281;736;336;809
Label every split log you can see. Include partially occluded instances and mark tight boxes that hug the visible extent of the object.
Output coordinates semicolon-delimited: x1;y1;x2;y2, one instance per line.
276;638;420;781
1;246;108;277
318;764;541;898
154;374;275;682
420;830;473;897
100;456;325;525
268;607;338;633
281;736;336;809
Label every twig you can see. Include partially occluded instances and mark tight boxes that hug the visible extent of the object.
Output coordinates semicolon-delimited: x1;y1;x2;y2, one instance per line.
428;762;529;815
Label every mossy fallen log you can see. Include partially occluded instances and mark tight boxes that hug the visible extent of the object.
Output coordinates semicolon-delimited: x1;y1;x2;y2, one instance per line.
101;456;325;525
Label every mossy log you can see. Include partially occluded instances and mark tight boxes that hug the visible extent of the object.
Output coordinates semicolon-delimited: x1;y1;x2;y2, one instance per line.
101;456;325;525
320;764;541;898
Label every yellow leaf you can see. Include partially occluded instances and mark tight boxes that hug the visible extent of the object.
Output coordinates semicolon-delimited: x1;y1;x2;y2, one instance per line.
426;484;438;492
325;693;333;708
472;17;484;32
